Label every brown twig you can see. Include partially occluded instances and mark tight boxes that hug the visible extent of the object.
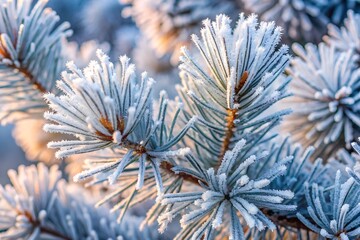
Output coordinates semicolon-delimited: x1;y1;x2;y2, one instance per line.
40;226;71;240
160;161;205;185
217;108;237;162
217;72;249;163
261;209;309;231
23;210;71;240
17;66;47;92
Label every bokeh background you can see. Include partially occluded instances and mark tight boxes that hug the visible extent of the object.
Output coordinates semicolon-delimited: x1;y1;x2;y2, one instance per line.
0;126;27;184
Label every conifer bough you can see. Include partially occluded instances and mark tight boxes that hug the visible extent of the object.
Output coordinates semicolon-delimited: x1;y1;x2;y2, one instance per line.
0;0;360;239
44;13;324;239
0;0;71;124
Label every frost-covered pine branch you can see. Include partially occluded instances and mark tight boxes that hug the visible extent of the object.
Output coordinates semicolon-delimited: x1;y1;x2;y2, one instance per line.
160;139;296;239
297;171;360;239
177;13;291;168
41;11;322;239
0;0;71;124
44;49;197;218
282;43;360;159
0;163;158;239
1;0;358;238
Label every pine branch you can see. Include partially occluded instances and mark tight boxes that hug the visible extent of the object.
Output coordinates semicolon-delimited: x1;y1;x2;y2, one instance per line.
0;163;159;239
44;13;312;239
11;64;47;93
162;159;312;232
23;211;71;240
0;0;71;124
45;50;196;218
297;171;360;239
178;13;291;171
3;0;360;239
282;42;360;160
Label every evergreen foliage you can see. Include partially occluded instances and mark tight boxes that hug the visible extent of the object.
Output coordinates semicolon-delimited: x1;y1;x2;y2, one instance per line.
0;163;157;239
0;0;71;124
282;43;360;159
0;0;360;239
